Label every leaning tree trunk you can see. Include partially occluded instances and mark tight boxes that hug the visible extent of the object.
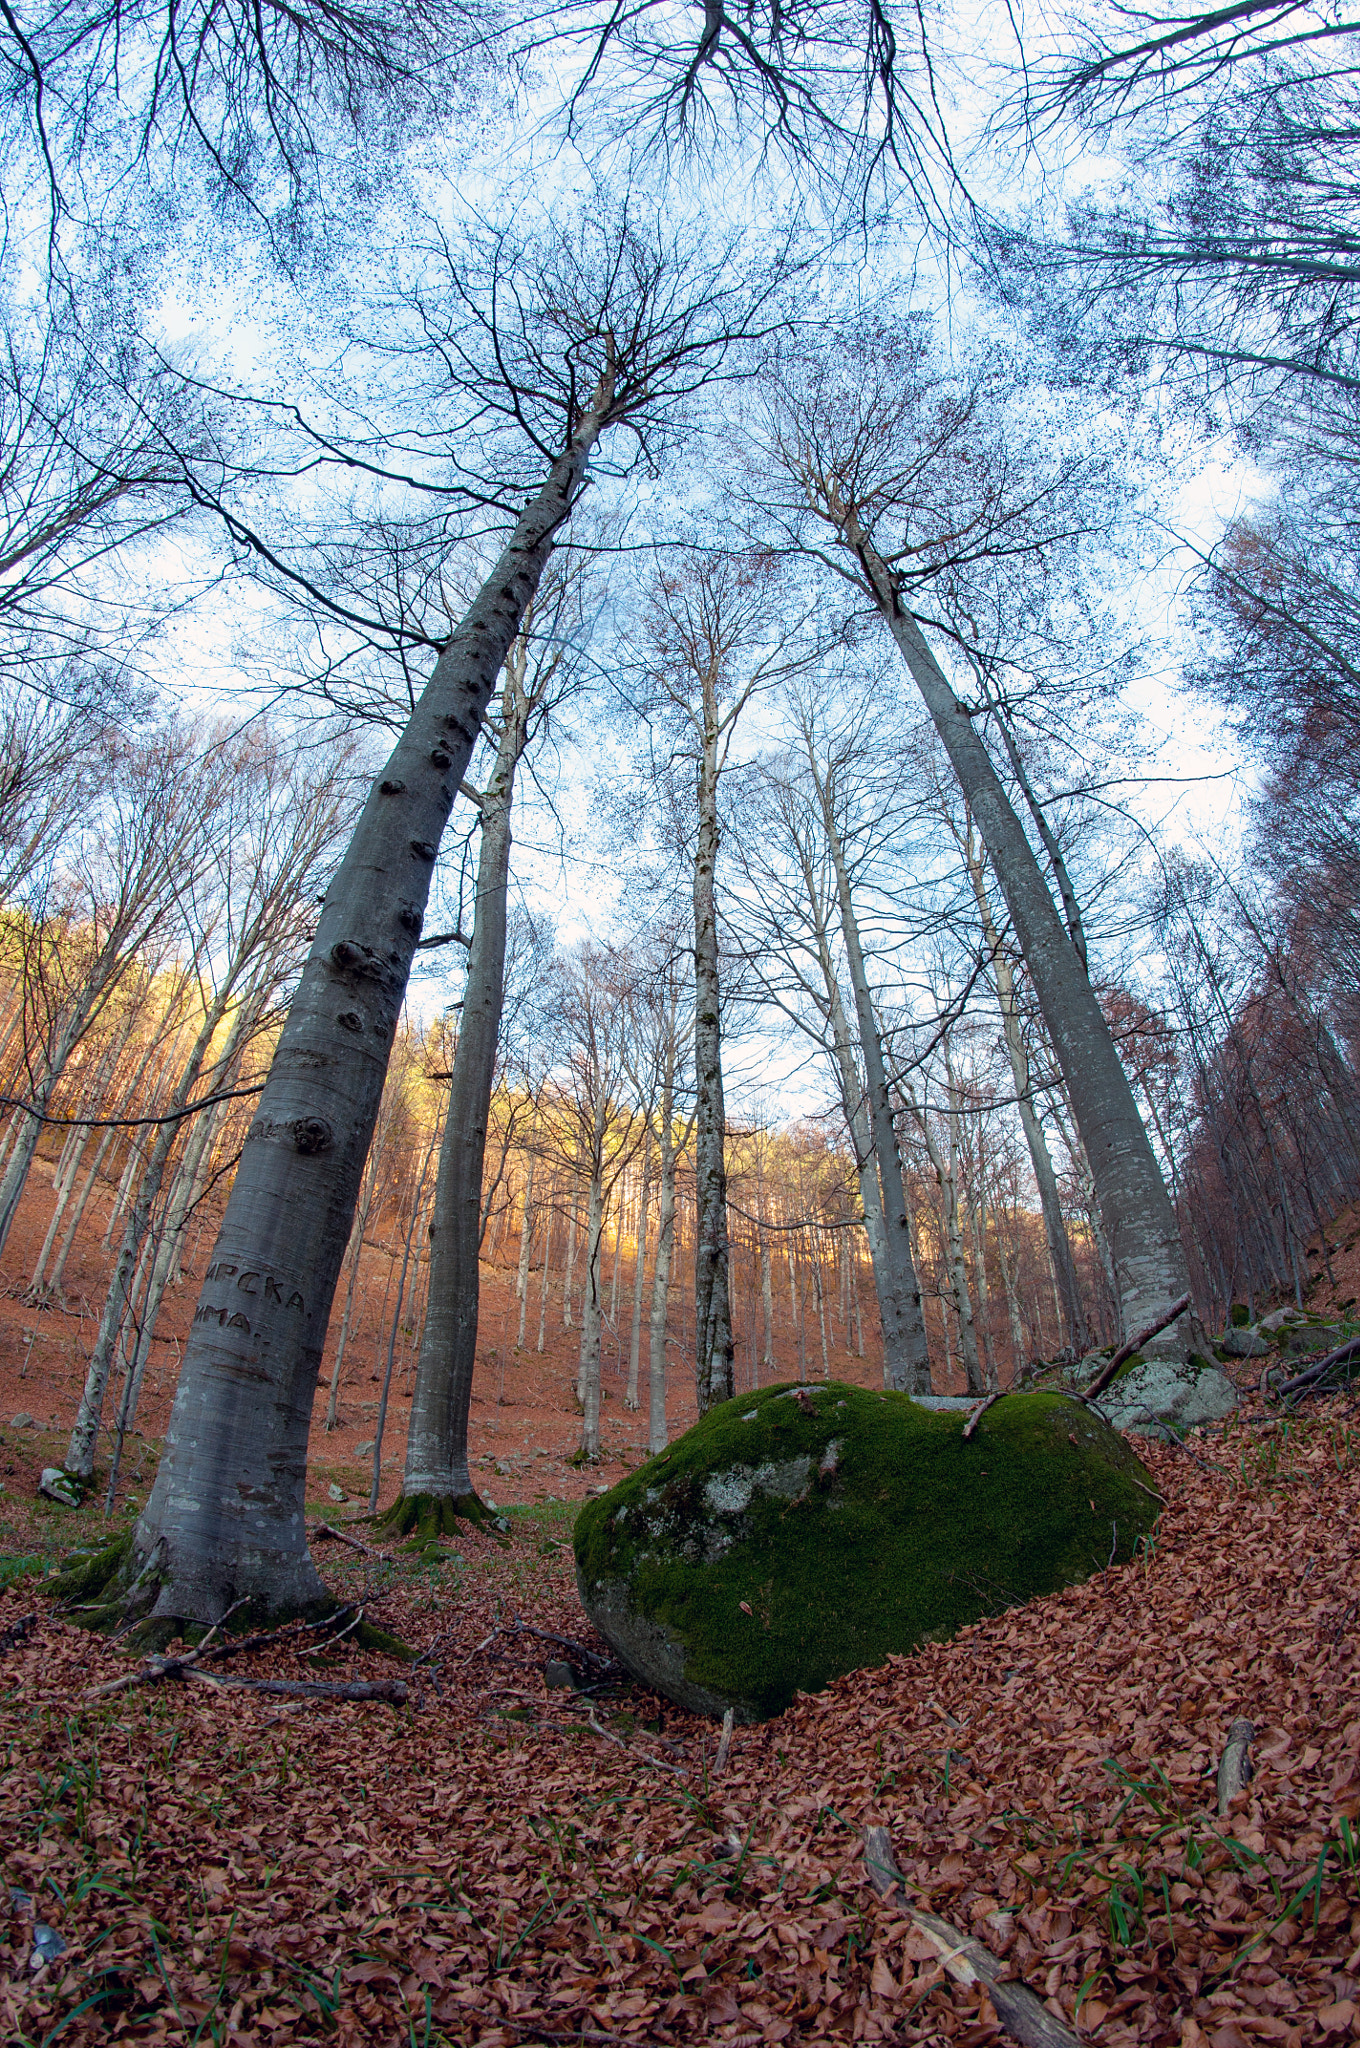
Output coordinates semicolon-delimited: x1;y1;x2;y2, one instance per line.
817;793;932;1391
80;402;611;1638
394;765;515;1535
693;723;735;1412
964;836;1088;1352
848;522;1195;1349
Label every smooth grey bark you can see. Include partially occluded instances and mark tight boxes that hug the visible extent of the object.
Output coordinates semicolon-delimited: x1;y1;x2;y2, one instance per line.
962;831;1089;1353
625;1133;652;1410
128;401;611;1626
324;1140;382;1429
846;523;1194;1348
812;763;932;1391
403;620;546;1503
693;707;735;1413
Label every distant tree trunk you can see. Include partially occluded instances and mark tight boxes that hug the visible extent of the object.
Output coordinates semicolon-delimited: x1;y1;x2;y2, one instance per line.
563;1198;577;1329
647;1042;682;1456
963;831;1088;1353
578;1096;609;1458
515;1140;537;1348
694;709;735;1413
371;1133;439;1510
537;1192;554;1353
625;1135;652;1410
848;522;1194;1349
812;784;931;1391
760;1217;773;1379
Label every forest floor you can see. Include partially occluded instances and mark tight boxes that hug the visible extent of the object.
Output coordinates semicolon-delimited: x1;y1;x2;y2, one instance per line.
0;1173;1358;2044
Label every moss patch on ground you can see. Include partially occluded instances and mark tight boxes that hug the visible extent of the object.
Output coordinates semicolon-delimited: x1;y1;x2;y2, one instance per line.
575;1380;1159;1720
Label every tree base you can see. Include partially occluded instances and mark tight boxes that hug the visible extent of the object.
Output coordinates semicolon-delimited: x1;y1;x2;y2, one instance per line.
375;1490;507;1553
48;1532;413;1658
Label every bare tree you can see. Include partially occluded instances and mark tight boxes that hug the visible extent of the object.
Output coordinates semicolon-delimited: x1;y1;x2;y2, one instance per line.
756;328;1200;1352
81;211;780;1639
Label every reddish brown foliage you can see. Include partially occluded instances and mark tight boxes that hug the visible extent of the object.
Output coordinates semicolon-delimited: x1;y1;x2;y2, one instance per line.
2;1409;1358;2046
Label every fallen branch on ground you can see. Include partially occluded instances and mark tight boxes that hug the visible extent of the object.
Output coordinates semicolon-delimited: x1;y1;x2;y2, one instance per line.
1217;1716;1255;1815
862;1825;1085;2048
1080;1293;1192;1403
713;1706;735;1777
963;1390;1003;1439
508;1614;612;1671
310;1521;379;1556
1271;1336;1360;1404
84;1607;361;1697
186;1672;406;1703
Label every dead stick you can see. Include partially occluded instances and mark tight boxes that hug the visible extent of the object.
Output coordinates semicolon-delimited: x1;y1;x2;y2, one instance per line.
1080;1292;1193;1402
1273;1336;1360;1402
713;1706;735;1777
310;1521;378;1556
963;1390;1003;1440
862;1826;1085;2048
186;1672;407;1702
83;1608;359;1698
1216;1717;1255;1815
508;1615;611;1671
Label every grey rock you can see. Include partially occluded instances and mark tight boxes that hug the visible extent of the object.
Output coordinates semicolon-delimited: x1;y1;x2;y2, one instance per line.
31;1923;66;1968
38;1468;80;1508
1284;1324;1344;1357
908;1394;977;1411
10;1412;34;1428
1096;1359;1238;1438
543;1659;578;1689
1220;1327;1270;1358
1259;1308;1303;1333
353;1439;375;1456
327;1483;347;1502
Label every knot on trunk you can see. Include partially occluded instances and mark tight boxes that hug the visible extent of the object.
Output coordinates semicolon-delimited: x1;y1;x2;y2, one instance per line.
410;841;437;862
379;779;406;795
293;1118;333;1156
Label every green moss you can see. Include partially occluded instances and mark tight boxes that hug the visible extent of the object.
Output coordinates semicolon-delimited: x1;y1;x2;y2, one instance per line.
375;1490;505;1552
575;1380;1158;1721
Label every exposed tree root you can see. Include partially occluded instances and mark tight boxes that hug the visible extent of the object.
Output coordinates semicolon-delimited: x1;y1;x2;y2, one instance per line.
376;1489;505;1552
48;1533;413;1659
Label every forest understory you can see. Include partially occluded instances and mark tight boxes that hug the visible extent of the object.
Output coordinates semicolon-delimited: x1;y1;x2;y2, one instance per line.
1;1167;1357;2046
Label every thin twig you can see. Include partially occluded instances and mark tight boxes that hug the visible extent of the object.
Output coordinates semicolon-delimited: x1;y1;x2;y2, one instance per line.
962;1389;1003;1439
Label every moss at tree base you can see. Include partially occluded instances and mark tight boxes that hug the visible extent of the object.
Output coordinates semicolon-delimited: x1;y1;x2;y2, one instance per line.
575;1380;1160;1722
375;1489;504;1552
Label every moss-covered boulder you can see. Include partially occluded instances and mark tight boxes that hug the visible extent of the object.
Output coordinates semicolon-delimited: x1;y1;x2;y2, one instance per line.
574;1379;1158;1722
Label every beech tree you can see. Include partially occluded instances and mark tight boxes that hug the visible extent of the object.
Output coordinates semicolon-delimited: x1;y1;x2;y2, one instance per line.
756;330;1200;1352
392;569;587;1540
69;210;780;1640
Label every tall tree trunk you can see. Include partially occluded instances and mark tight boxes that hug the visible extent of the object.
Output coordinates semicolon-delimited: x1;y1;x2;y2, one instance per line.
371;1134;439;1510
625;1134;652;1411
117;407;611;1631
813;781;932;1390
536;1192;554;1353
693;719;735;1412
963;830;1088;1352
401;695;521;1513
848;523;1194;1349
760;1217;773;1379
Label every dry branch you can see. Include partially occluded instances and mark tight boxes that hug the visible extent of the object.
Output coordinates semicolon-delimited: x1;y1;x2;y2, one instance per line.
310;1521;379;1556
963;1390;1003;1439
1216;1716;1255;1815
1080;1293;1192;1402
84;1607;362;1697
1272;1336;1360;1404
186;1672;407;1703
862;1825;1085;2048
